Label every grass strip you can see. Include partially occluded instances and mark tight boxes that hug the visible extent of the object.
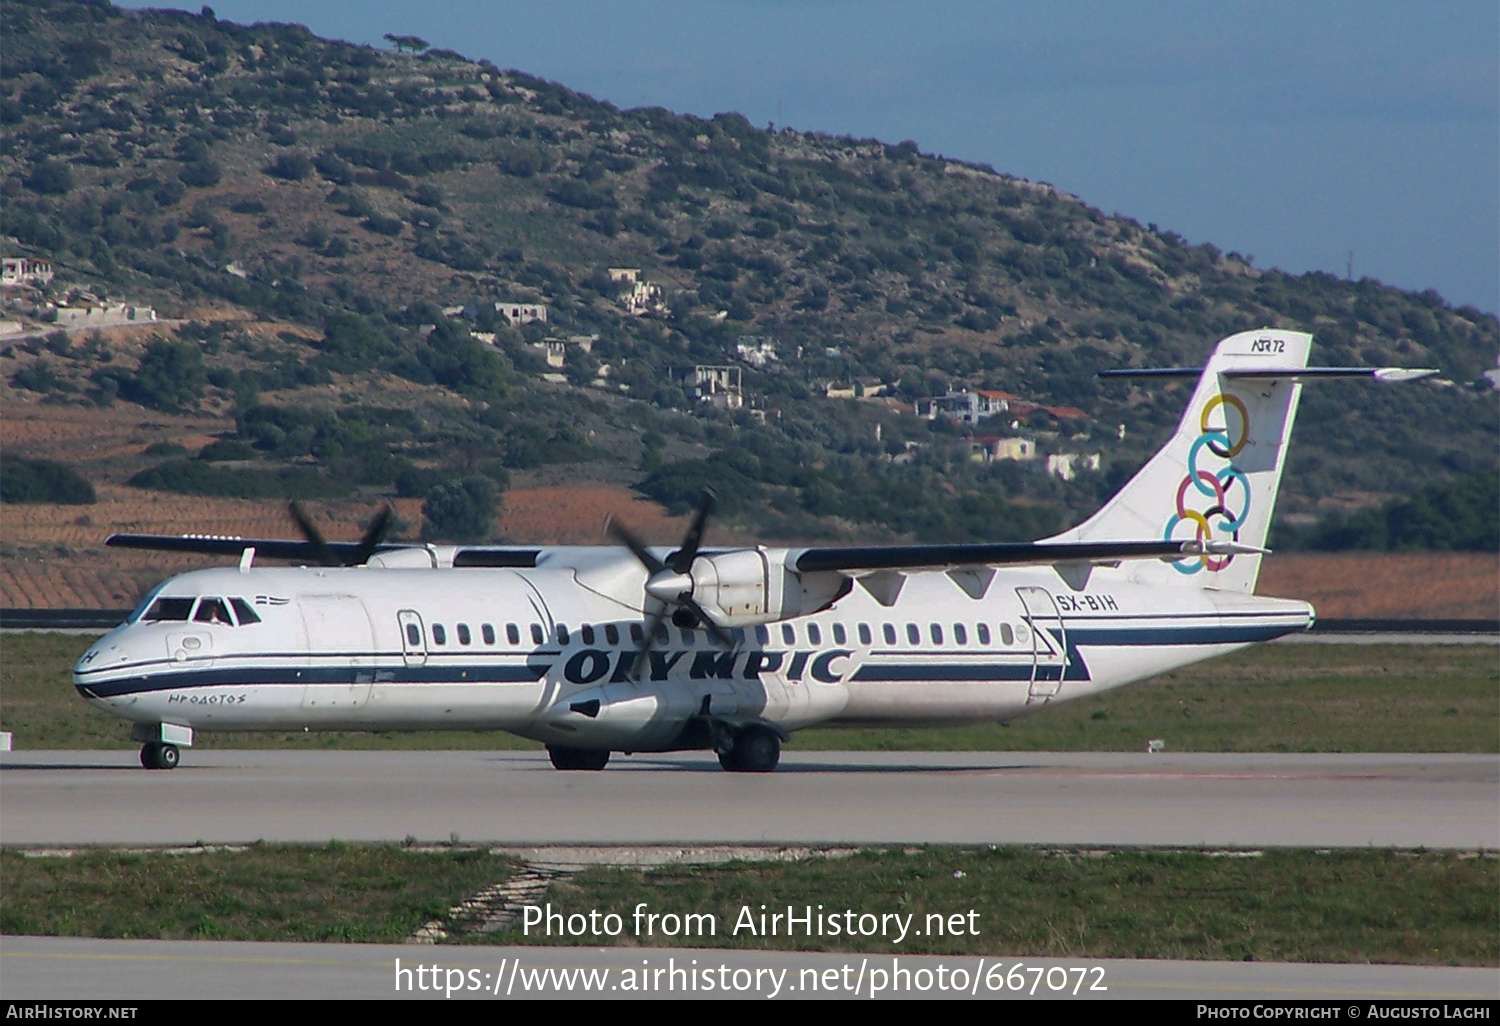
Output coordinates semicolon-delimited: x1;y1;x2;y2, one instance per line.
0;842;518;943
491;848;1499;966
1;845;1492;965
4;633;1496;752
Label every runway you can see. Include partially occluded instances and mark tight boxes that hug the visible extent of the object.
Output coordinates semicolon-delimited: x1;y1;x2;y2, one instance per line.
2;750;1495;849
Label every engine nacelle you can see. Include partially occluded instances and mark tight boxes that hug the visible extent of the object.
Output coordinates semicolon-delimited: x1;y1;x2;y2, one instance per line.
689;548;848;627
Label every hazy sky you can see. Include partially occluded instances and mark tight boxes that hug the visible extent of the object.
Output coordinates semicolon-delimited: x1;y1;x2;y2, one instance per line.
143;1;1497;313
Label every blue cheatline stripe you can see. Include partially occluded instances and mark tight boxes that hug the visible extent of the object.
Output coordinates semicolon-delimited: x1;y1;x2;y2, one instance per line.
78;662;552;699
1066;624;1300;645
850;664;1035;683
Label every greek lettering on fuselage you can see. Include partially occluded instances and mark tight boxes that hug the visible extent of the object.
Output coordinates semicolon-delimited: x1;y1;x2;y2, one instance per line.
558;648;853;686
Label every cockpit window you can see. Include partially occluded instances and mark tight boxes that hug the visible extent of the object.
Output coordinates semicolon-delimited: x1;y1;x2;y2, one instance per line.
142;597;195;622
193;598;233;626
230;598;261;625
127;584;167;624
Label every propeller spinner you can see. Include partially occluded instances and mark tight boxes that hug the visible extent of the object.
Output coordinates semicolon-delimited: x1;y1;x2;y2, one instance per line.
608;489;734;677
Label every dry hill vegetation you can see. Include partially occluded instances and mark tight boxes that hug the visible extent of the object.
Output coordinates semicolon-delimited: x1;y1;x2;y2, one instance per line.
0;0;1496;608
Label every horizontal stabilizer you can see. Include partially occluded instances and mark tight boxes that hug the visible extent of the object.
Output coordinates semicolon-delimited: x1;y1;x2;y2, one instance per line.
1099;365;1438;382
793;539;1265;574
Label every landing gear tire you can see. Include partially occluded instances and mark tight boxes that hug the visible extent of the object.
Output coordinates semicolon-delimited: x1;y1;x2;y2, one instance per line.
720;727;780;773
547;745;610;771
140;743;180;770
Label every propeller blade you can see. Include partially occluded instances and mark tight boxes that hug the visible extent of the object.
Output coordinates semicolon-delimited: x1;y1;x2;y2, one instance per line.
351;503;394;565
668;489;716;574
606;516;667;576
682;596;735;649
287;502;336;566
629;605;669;680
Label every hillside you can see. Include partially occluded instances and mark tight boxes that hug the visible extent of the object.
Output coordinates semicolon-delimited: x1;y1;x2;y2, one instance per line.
1;0;1496;573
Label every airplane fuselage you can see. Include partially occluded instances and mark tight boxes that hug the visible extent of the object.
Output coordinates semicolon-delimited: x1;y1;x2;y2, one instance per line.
75;561;1312;753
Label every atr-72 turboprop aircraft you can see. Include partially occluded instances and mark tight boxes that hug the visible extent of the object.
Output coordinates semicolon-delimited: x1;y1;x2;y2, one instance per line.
75;330;1434;772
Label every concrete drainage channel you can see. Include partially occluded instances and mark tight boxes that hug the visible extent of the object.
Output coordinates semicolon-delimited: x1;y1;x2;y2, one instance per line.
409;846;857;943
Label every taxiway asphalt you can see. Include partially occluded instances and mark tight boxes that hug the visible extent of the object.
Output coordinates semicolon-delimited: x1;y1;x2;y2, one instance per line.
2;749;1495;849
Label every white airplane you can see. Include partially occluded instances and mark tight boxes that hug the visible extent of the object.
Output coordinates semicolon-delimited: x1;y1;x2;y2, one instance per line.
75;329;1435;771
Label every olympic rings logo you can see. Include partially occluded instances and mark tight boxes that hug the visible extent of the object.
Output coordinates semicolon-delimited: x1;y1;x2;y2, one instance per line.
1163;394;1250;574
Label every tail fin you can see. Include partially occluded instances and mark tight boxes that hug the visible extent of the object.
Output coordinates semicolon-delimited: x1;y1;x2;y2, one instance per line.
1050;328;1312;593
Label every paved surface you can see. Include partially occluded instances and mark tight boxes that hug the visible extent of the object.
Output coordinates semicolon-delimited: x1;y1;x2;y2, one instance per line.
2;750;1495;849
1;935;1495;1000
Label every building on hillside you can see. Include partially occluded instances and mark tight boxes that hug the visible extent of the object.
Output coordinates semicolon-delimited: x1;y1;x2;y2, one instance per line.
495;301;547;325
680;364;743;409
48;303;156;328
916;388;1016;423
735;335;778;368
532;340;567;368
825;379;894;400
2;257;54;287
1045;452;1102;480
608;267;667;316
968;436;1038;463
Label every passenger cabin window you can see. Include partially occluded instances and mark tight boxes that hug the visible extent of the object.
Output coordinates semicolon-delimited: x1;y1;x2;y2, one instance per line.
857;624;872;646
432;624;447;645
833;624;847;645
457;624;472;646
930;624;944;645
756;625;770;646
531;624;544;645
808;624;822;645
230;598;261;625
782;624;795;645
906;624;920;645
883;624;897;645
630;624;643;644
556;624;570;645
143;597;195;622
977;623;991;645
582;625;595;645
507;624;520;645
680;628;695;645
999;623;1015;646
405;623;420;646
954;624;967;645
605;624;620;646
482;624;496;645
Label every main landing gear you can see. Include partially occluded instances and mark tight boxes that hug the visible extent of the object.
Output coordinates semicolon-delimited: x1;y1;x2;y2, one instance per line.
140;742;180;770
547;745;611;771
717;725;781;773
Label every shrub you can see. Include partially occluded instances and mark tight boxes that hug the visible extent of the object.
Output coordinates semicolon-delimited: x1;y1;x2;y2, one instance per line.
1;458;96;504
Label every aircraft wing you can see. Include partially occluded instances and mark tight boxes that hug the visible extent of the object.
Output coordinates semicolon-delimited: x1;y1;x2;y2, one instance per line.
104;533;542;567
791;539;1263;574
105;533;381;562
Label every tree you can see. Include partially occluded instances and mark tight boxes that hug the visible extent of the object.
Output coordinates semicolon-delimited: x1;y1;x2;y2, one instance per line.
421;475;500;541
383;33;430;54
127;340;207;412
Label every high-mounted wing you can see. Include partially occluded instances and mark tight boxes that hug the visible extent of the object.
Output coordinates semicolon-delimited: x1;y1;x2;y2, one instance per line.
792;538;1262;574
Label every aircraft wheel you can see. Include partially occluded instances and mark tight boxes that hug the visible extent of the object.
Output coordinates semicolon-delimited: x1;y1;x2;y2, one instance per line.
547;745;610;771
139;743;160;769
717;747;742;772
727;727;780;773
157;744;181;770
